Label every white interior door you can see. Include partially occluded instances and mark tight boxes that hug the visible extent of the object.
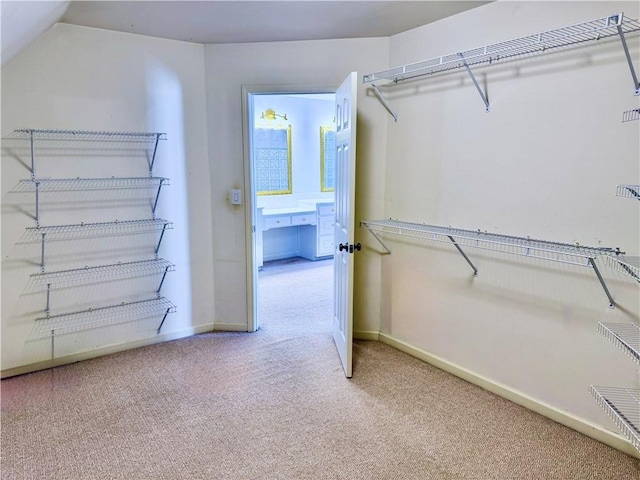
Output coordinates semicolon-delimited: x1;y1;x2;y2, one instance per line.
332;72;358;378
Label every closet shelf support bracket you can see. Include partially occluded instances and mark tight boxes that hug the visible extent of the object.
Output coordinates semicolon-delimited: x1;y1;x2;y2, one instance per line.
157;307;171;334
149;133;162;174
616;23;640;95
447;235;479;276
371;84;398;123
458;54;490;112
364;227;391;254
589;258;615;308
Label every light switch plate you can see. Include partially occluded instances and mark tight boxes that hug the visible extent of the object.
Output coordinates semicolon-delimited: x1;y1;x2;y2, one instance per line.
231;189;242;205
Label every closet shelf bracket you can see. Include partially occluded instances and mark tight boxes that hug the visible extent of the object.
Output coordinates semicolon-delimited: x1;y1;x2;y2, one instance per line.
447;235;479;276
370;84;398;122
458;53;490;112
615;20;640;95
365;227;392;254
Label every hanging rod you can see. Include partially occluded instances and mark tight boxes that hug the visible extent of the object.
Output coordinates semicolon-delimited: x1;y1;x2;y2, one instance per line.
12;129;167;142
33;297;176;338
622;108;640;122
363;12;640;115
598;322;640;364
29;258;175;292
590;386;640;454
361;219;622;307
616;185;640;199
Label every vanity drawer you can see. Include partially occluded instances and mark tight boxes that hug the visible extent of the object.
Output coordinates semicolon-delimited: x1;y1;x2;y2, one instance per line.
318;205;335;216
318;236;335;256
318;217;334;235
264;216;291;229
291;213;316;226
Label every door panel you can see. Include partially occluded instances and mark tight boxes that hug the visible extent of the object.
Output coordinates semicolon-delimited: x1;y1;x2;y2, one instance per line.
332;72;358;378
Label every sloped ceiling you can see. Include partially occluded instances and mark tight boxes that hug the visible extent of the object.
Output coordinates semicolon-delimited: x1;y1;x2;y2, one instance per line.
1;1;490;67
1;1;70;66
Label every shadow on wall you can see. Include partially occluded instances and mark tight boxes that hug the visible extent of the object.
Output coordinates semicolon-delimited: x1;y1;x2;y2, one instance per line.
145;59;194;333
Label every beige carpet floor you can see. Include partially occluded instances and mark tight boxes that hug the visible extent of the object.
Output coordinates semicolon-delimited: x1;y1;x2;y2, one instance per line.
1;258;639;479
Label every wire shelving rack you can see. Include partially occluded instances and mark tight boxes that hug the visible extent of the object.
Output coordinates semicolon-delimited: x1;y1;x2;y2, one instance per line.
29;258;175;292
11;129;167;142
590;386;640;454
598;322;640;363
33;297;177;339
604;255;640;282
16;177;170;191
363;12;640;116
616;185;640;200
25;218;172;271
360;219;622;307
622;109;640;122
26;218;173;240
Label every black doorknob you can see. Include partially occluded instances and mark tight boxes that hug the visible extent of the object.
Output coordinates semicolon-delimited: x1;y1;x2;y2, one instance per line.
339;243;349;251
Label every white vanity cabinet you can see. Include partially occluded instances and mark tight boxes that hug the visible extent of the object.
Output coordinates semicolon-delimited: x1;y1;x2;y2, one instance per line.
257;201;335;265
299;202;335;260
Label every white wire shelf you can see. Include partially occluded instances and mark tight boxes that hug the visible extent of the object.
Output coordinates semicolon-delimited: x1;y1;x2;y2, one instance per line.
11;129;167;142
590;386;640;454
604;255;640;282
15;177;169;192
25;218;173;241
361;219;621;307
622;109;640;122
363;13;640;84
361;220;617;264
599;322;640;364
29;258;175;292
33;297;176;338
616;185;640;200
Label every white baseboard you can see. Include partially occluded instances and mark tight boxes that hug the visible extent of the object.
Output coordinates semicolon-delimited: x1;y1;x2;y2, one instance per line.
354;330;380;341
213;322;249;332
375;332;640;460
1;323;216;379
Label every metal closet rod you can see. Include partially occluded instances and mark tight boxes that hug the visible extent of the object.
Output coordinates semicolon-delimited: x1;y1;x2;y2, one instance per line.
361;219;623;308
363;12;640;116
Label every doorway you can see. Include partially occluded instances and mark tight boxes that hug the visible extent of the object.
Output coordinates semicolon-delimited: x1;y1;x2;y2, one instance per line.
245;90;337;334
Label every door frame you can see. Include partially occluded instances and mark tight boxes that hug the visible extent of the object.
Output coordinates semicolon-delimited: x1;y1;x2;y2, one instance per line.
241;83;339;332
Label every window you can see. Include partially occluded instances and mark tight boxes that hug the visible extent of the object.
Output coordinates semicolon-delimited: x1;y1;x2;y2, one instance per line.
320;126;335;192
255;109;292;195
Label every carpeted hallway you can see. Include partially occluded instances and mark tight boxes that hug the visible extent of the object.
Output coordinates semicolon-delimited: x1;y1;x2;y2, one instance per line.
1;258;639;479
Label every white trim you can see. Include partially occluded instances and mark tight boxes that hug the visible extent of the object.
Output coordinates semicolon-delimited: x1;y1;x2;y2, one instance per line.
1;323;215;379
376;332;640;460
213;322;249;332
354;330;380;341
241;83;340;333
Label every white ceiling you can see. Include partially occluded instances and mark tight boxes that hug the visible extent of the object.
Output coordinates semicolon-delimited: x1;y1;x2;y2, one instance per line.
1;1;491;66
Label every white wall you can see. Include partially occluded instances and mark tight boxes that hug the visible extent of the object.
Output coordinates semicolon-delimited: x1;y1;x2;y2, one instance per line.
1;24;213;374
203;37;389;332
379;0;639;451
